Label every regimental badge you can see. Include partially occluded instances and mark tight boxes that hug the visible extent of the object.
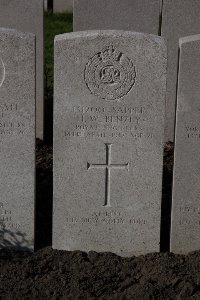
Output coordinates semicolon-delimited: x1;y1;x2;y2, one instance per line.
84;45;136;100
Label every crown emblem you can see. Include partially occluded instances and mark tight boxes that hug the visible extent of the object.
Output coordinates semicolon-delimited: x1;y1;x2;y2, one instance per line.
100;45;121;62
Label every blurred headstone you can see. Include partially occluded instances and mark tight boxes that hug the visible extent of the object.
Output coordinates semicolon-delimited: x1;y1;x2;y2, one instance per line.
171;35;200;254
162;0;200;142
73;0;161;33
54;0;73;13
0;0;44;139
0;29;35;251
44;0;48;11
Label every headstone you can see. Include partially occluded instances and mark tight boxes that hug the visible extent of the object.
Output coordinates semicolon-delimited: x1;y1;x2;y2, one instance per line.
171;35;200;254
73;0;161;34
0;0;44;139
161;0;200;142
53;30;167;256
44;0;48;11
54;0;73;13
0;29;35;251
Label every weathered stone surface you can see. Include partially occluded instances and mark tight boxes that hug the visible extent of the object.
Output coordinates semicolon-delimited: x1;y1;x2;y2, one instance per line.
0;0;44;139
53;31;167;256
54;0;73;13
0;29;35;251
171;35;200;254
74;0;161;34
161;0;200;142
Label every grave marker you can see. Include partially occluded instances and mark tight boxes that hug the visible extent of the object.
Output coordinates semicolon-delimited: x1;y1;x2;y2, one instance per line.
44;0;48;11
171;35;200;254
0;0;44;139
0;29;35;251
53;31;167;256
161;0;200;141
74;0;161;34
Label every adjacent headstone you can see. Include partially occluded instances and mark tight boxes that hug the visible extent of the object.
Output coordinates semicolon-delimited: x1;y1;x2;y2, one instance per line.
0;29;35;251
161;0;200;142
171;35;200;254
0;0;44;139
44;0;48;11
54;0;73;13
73;0;161;34
53;31;167;256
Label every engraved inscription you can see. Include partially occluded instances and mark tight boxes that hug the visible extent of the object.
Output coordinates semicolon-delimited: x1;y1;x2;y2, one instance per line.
64;105;154;140
0;57;5;88
186;126;200;139
179;206;200;213
66;211;147;226
178;206;200;226
87;143;129;207
0;103;28;135
85;45;136;100
72;106;144;114
0;203;21;229
179;219;200;226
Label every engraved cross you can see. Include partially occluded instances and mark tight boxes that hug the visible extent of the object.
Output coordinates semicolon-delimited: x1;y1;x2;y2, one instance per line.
87;143;129;207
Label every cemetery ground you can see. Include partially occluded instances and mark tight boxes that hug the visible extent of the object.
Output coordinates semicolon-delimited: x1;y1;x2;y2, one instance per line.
0;13;200;300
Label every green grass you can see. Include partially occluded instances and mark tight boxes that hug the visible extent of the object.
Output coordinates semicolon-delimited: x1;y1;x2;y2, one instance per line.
44;13;73;143
44;12;73;99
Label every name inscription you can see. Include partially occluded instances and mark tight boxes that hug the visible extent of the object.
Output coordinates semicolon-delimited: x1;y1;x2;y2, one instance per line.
64;105;154;140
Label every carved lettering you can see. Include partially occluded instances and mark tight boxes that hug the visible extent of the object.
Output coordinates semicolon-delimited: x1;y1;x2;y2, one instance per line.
0;103;18;112
66;215;147;226
105;115;135;123
65;131;84;137
73;106;144;115
180;206;200;213
129;219;147;225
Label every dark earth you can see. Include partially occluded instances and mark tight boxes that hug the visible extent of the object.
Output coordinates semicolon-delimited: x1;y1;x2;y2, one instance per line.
0;141;200;300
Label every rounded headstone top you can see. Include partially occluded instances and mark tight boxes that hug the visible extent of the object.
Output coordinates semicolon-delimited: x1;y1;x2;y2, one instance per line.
179;34;200;46
55;30;165;45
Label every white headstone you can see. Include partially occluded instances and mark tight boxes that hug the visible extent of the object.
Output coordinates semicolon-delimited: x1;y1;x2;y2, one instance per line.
74;0;161;34
162;0;200;142
53;30;167;256
0;0;44;139
54;0;73;13
171;35;200;254
44;0;48;11
0;28;35;251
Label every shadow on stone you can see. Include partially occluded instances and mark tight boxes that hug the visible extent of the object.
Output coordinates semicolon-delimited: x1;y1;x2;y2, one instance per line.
0;223;33;252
